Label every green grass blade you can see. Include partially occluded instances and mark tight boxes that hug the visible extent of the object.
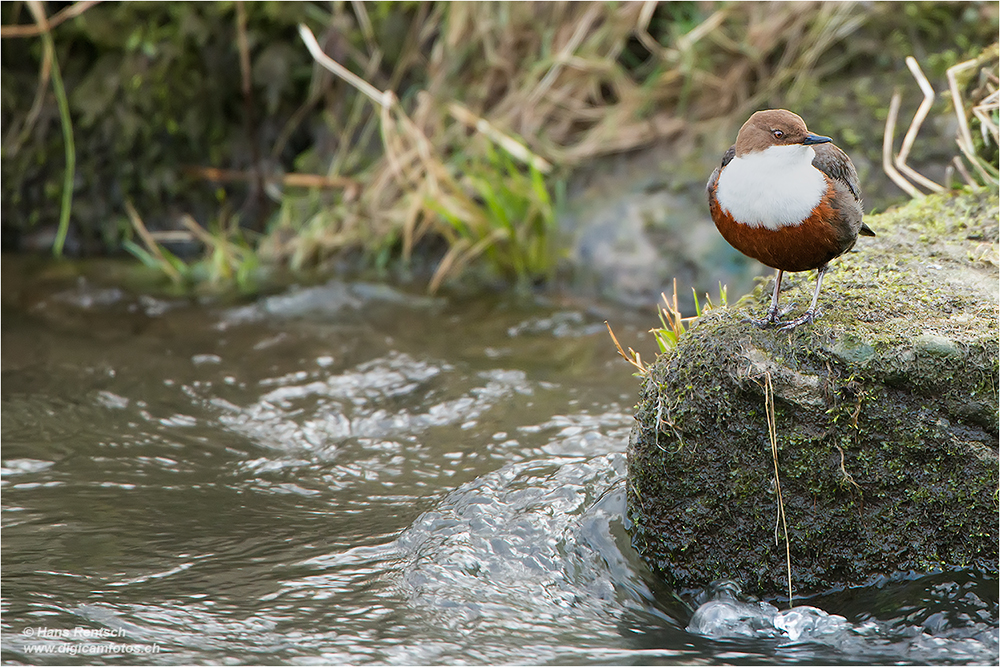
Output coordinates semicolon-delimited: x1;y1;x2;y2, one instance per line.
45;34;75;258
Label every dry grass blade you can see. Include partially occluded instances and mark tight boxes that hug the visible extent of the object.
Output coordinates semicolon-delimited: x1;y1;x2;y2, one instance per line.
764;371;794;608
179;214;217;247
952;155;977;186
4;22;53;156
896;57;945;192
883;91;921;197
298;24;392;109
605;321;647;374
447;102;552;173
949;59;981;158
185;166;359;191
948;57;996;184
125;201;182;283
675;8;727;52
972;90;999;145
428;230;502;294
526;3;602;108
0;0;100;38
635;0;664;58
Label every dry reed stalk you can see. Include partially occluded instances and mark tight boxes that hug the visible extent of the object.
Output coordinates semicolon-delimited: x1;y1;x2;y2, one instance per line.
949;59;982;164
764;371;794;608
972;90;999;145
605;320;647;374
447;102;552;173
125;201;182;283
896;57;944;192
952;155;977;187
883;91;921;198
0;0;100;38
4;25;53;156
948;56;999;185
884;48;997;196
281;3;893;282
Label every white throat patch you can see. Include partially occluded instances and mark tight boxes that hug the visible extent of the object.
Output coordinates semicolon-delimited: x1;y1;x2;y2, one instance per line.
715;145;827;229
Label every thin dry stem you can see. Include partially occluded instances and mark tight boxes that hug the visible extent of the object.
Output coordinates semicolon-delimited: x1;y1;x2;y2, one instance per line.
948;59;981;157
952;155;977;186
447;102;552;173
605;321;647;373
948;57;995;184
125;201;182;283
883;91;921;197
834;443;863;497
972;95;999;145
179;214;218;247
4;19;53;155
764;372;794;608
896;57;945;192
1;0;100;38
299;24;393;109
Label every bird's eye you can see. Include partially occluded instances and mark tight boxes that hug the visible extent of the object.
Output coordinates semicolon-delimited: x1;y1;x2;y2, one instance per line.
772;129;784;139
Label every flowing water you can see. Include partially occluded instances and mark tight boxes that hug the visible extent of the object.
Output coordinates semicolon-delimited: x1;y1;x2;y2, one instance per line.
1;264;997;665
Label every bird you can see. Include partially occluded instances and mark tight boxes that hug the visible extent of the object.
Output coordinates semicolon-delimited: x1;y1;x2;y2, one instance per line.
706;109;875;329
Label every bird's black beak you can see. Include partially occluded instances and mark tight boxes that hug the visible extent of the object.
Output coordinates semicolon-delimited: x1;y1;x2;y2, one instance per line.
801;133;832;145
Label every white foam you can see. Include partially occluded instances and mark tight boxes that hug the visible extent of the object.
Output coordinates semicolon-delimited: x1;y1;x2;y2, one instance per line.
688;595;849;642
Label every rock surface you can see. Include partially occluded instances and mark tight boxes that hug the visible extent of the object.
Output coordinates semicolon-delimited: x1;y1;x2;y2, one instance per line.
626;190;999;599
558;130;779;310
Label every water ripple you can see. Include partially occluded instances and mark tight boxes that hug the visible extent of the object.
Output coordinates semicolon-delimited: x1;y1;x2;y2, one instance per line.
395;455;635;652
204;353;535;459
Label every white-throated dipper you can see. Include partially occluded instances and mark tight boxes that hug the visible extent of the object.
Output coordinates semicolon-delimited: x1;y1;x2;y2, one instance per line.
707;109;875;329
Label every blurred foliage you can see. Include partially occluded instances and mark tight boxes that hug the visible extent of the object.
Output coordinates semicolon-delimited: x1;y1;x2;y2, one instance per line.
2;1;321;253
424;141;561;292
957;43;999;176
1;1;998;293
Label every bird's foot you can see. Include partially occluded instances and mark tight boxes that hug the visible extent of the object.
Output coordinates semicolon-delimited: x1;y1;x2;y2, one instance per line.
746;306;793;329
776;309;820;332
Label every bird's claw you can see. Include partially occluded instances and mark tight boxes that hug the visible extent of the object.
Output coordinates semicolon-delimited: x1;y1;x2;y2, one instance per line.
776;310;819;331
750;316;780;329
747;306;794;329
745;308;819;330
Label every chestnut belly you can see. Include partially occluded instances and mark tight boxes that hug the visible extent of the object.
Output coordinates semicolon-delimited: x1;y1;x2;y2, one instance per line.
710;196;855;272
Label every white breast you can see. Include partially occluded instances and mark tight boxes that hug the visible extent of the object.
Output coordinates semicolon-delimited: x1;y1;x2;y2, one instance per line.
715;145;827;229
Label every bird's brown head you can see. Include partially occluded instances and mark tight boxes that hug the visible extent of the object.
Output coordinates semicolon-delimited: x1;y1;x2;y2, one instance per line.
733;109;831;156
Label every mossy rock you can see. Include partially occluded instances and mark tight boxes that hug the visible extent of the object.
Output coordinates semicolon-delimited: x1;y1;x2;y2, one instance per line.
626;189;999;599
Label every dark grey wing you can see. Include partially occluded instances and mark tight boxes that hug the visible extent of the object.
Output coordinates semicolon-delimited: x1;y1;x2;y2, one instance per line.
812;143;861;203
706;145;736;193
813;142;874;238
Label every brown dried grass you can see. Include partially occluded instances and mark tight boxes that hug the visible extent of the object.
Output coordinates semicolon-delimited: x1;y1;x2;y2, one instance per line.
267;1;875;289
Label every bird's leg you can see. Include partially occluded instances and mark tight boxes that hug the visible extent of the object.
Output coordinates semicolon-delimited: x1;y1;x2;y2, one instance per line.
751;269;784;327
778;265;828;331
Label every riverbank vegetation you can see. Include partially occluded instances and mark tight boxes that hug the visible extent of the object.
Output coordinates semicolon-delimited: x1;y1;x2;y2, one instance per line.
2;1;997;294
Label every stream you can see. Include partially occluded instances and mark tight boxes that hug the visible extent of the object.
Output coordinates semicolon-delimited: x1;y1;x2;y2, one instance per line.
2;262;997;665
